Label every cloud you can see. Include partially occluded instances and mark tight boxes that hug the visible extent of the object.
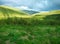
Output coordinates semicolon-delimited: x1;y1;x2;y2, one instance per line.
30;0;50;11
52;0;60;5
16;6;39;11
0;0;60;11
17;6;31;10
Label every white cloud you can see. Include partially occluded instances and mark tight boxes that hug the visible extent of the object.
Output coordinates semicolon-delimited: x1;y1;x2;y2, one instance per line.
15;6;39;11
19;6;30;10
3;0;19;3
16;6;33;10
0;0;60;11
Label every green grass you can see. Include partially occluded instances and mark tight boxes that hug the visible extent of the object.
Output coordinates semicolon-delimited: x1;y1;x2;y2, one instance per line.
0;16;60;44
0;24;60;44
0;6;29;18
0;6;60;44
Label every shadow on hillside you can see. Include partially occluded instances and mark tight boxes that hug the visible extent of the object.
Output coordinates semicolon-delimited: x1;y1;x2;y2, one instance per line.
0;14;60;26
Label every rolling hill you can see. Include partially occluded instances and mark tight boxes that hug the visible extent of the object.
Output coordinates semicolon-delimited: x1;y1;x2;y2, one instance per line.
32;10;60;20
0;6;29;18
0;6;60;44
33;10;60;16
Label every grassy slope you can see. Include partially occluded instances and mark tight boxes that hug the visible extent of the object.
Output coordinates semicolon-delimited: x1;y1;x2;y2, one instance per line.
0;6;31;19
32;10;60;20
0;6;60;44
33;10;60;16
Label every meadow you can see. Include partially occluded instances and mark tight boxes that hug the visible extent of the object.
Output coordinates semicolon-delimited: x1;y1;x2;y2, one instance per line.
0;6;60;44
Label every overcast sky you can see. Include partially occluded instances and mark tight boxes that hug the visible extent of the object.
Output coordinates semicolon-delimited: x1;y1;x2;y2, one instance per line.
0;0;60;11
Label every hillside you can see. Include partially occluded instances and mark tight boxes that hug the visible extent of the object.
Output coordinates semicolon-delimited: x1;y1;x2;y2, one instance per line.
0;6;60;44
0;6;29;18
33;10;60;16
32;10;60;19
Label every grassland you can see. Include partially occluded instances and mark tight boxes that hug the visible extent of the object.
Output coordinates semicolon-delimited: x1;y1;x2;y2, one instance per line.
0;6;60;44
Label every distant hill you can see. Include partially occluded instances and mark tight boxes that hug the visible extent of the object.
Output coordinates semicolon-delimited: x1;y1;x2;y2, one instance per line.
33;10;60;16
32;10;60;20
0;6;28;18
22;10;39;14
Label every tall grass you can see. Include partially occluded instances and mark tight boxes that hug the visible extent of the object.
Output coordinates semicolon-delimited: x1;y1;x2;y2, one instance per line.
0;14;60;26
0;14;60;44
0;24;60;44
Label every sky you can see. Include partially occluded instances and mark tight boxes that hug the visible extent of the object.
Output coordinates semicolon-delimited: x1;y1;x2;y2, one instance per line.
0;0;60;11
